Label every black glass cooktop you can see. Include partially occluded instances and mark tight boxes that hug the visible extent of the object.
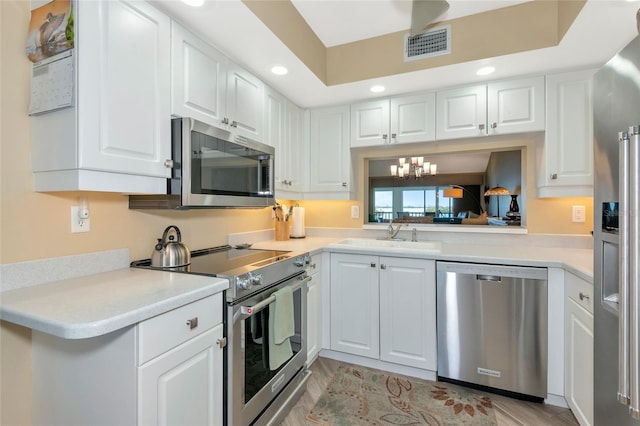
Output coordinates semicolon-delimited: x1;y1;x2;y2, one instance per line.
131;245;291;277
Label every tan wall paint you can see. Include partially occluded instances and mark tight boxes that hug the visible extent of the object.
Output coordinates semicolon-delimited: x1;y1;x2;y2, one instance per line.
242;0;326;82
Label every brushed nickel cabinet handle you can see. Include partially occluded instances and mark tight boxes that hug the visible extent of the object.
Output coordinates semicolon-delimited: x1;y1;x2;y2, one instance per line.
550;173;558;180
186;317;198;330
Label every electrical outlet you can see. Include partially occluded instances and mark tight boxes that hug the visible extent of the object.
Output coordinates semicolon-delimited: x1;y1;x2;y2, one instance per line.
351;205;360;219
572;205;586;223
71;206;90;233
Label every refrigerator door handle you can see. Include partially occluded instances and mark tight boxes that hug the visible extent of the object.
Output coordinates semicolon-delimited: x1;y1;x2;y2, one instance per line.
629;128;640;419
618;130;631;406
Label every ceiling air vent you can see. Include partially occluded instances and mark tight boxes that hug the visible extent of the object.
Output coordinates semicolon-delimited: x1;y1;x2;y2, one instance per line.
404;24;451;62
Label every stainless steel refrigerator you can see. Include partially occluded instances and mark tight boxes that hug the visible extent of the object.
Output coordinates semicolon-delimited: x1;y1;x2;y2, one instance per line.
594;29;640;425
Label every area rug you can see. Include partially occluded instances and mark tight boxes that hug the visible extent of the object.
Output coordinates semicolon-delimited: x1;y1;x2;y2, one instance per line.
306;365;497;426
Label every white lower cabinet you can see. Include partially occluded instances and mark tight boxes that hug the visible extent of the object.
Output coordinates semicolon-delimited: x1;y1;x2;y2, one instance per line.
31;293;224;426
306;253;323;364
330;253;436;370
564;273;594;426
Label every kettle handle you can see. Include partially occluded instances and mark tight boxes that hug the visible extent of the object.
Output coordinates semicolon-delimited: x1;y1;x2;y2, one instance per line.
161;225;182;244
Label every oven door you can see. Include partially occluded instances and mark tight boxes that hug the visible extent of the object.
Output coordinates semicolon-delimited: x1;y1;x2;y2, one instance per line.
226;273;309;426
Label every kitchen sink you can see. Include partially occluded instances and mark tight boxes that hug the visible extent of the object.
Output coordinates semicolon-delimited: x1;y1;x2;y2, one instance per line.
333;238;442;253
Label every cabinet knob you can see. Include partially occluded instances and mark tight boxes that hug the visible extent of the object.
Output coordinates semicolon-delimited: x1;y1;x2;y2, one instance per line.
382;134;388;140
391;133;397;140
342;182;347;187
222;117;229;125
216;337;227;348
380;264;387;269
550;173;558;180
479;124;485;131
231;121;238;128
370;262;376;268
579;292;590;301
186;317;199;330
491;122;497;129
164;159;174;168
309;263;316;269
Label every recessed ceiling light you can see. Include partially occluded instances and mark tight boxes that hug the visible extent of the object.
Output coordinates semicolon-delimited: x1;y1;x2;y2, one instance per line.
476;66;496;76
271;66;288;76
370;85;385;93
181;0;205;6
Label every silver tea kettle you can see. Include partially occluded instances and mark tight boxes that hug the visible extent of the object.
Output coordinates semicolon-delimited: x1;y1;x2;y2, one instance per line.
150;225;191;268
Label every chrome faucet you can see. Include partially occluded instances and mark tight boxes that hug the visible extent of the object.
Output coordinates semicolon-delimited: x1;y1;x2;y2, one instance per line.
387;219;406;239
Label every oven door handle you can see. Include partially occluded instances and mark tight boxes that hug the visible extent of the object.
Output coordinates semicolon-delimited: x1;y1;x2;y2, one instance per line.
233;275;311;324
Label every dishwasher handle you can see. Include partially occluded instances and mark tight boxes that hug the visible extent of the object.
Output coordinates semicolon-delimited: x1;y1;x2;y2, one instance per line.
477;274;502;282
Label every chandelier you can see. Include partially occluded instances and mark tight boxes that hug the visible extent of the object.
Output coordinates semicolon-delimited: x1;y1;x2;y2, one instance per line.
390;157;437;179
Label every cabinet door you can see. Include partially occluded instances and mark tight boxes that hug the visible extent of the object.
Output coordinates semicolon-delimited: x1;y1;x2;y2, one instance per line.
306;255;323;364
171;22;227;129
284;100;305;192
350;99;390;147
264;87;286;188
78;0;171;178
379;257;436;370
565;298;594;426
487;76;545;135
309;105;351;194
226;64;264;142
330;253;379;359
139;324;223;426
436;85;487;140
390;93;436;144
541;69;595;195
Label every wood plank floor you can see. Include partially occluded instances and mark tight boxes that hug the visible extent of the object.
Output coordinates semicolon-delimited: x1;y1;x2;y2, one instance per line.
280;357;579;426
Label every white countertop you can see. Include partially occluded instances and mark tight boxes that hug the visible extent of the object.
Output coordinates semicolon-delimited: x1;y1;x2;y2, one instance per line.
1;236;592;340
252;236;593;282
0;268;228;339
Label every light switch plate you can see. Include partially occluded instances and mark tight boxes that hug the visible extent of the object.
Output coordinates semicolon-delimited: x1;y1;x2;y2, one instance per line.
351;205;360;219
572;205;585;223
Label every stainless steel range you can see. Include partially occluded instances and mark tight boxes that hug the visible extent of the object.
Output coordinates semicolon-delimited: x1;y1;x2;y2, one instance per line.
132;245;311;425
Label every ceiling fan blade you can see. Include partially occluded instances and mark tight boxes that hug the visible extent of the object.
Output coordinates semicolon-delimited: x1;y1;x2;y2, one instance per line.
410;0;449;36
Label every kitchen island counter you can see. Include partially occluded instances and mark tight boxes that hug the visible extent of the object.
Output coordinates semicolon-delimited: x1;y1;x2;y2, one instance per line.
0;268;228;339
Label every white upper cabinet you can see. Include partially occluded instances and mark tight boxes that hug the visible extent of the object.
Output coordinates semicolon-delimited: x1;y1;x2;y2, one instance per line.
31;0;172;193
170;24;264;142
171;22;227;129
350;93;435;147
308;105;352;197
226;64;264;142
436;76;545;140
265;87;304;195
538;69;595;197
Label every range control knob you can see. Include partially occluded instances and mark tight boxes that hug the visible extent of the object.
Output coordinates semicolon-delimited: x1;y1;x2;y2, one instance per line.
249;273;263;286
236;276;253;291
294;258;305;267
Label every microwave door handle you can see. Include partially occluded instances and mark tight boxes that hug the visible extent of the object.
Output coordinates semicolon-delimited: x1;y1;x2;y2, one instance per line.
233;275;311;324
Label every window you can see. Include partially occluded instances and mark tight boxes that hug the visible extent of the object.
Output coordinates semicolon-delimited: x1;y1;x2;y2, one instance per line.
370;186;452;221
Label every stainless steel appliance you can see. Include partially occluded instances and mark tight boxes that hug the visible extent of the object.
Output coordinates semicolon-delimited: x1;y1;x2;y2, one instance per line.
131;245;311;425
129;117;275;209
594;28;640;424
436;261;548;401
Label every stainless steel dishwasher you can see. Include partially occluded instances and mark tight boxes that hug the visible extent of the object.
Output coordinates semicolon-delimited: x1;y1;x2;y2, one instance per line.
436;261;548;402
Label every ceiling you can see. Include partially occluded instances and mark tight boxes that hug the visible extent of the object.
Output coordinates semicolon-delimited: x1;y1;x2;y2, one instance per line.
153;0;640;109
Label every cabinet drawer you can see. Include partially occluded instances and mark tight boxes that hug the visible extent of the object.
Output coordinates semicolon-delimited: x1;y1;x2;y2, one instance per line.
138;293;222;365
566;272;593;314
307;253;322;275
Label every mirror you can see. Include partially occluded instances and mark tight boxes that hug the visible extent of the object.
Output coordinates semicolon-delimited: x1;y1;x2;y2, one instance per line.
367;150;522;226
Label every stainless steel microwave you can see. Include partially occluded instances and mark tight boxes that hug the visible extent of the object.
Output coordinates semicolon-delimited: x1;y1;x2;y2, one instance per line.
130;118;274;209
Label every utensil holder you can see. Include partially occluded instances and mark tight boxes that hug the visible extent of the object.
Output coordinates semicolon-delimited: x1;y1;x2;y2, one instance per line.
275;221;290;241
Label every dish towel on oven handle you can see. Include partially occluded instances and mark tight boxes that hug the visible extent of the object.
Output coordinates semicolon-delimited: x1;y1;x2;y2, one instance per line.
268;286;294;370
